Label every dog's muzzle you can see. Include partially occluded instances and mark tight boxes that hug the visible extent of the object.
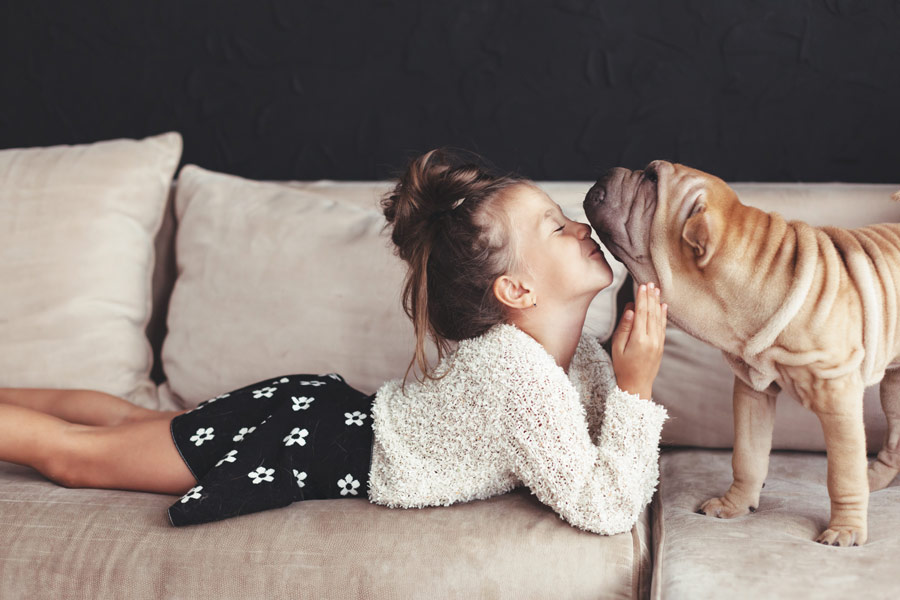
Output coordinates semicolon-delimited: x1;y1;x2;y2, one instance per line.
584;183;605;208
585;169;618;209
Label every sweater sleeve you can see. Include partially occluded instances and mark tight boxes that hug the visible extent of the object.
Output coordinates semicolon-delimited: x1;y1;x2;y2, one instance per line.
580;337;668;509
503;375;668;535
573;335;619;437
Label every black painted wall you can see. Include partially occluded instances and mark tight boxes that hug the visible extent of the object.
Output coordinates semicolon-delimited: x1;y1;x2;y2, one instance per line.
2;0;899;182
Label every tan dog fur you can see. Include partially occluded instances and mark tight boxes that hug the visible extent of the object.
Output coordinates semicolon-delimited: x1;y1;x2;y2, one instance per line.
583;160;900;546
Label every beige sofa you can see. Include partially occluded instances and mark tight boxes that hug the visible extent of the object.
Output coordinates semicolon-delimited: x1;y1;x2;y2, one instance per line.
1;132;898;599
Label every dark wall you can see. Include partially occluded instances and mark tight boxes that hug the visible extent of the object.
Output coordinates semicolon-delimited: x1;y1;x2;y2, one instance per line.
2;0;899;182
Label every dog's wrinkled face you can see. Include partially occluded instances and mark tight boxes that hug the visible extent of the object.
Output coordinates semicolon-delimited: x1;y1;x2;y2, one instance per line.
583;159;741;285
583;160;741;333
582;161;661;286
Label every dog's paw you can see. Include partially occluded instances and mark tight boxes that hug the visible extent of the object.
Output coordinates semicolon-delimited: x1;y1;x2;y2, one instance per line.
868;459;900;492
696;496;755;519
815;526;866;547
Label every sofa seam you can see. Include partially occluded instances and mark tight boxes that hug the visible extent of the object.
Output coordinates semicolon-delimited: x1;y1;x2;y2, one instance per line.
630;518;642;600
141;135;183;406
649;452;667;600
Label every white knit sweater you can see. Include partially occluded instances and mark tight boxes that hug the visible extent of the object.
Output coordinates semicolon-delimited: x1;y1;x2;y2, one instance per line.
367;322;669;535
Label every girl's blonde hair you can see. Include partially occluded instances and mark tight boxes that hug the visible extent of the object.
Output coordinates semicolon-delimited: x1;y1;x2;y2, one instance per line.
380;148;530;388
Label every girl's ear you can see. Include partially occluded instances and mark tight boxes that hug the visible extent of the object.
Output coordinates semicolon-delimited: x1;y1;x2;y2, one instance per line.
492;274;534;310
681;204;717;268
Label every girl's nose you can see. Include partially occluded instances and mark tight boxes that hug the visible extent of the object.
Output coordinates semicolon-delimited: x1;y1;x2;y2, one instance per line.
576;222;592;238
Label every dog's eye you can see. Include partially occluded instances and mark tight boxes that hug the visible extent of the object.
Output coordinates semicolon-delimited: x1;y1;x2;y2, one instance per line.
646;168;658;184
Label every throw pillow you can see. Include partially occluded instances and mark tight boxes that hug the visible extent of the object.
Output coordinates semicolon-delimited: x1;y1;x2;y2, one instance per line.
0;131;183;408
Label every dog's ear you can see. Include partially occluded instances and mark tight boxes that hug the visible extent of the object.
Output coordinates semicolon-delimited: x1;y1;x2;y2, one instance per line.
682;204;717;268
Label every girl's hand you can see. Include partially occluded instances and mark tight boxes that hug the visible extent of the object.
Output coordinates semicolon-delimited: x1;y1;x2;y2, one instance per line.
611;282;667;400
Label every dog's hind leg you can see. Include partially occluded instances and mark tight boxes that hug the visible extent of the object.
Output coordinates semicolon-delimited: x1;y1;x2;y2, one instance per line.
868;367;900;491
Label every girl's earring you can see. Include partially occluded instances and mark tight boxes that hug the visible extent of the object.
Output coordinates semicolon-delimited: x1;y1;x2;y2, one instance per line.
532;300;537;307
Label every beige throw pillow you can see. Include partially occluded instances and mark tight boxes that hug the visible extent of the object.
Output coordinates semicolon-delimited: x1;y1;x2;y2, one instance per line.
159;166;626;408
0;132;183;408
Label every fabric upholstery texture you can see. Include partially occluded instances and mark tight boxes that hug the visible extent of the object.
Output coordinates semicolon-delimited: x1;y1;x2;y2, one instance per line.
0;131;182;408
651;449;900;599
0;460;651;600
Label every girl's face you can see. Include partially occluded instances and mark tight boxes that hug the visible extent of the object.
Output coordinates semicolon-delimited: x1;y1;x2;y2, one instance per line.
503;184;614;307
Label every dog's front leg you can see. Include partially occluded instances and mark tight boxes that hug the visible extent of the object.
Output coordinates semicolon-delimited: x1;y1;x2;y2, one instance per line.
813;373;868;546
698;376;776;518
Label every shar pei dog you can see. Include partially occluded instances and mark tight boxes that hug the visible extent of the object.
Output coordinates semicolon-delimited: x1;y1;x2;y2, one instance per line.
583;160;900;547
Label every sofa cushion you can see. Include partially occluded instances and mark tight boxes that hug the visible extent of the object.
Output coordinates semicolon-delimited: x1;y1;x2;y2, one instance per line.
0;132;182;408
0;461;650;600
653;183;900;451
651;449;900;599
158;166;626;408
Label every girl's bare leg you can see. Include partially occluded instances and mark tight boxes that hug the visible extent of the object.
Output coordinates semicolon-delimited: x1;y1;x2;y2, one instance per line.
0;387;186;426
0;403;195;495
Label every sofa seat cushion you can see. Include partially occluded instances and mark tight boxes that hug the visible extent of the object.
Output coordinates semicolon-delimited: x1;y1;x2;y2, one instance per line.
0;461;650;600
652;449;900;599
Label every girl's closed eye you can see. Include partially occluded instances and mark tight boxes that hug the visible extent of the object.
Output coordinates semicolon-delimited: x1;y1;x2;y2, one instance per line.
555;224;565;233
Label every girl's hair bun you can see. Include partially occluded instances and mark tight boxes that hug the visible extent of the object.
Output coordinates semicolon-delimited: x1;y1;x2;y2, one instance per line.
381;147;504;262
381;147;527;387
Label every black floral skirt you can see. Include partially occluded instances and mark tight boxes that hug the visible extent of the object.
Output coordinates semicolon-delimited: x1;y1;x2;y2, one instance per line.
167;372;376;526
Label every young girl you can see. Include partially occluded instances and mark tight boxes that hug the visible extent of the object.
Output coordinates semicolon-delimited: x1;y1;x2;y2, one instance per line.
0;148;668;535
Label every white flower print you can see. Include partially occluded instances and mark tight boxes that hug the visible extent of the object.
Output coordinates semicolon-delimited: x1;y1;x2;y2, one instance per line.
292;396;314;411
299;380;325;387
215;449;238;467
180;485;203;503
292;469;307;488
276;377;289;383
325;373;342;381
283;427;309;447
233;426;256;442
248;466;275;484
338;474;360;496
190;427;215;446
252;386;277;399
344;411;368;426
195;391;225;411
